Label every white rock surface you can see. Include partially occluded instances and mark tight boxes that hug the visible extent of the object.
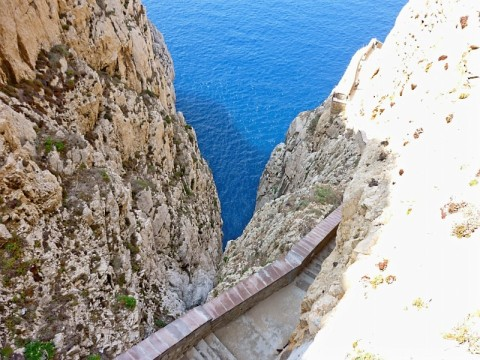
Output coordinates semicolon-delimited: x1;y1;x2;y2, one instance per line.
287;0;480;358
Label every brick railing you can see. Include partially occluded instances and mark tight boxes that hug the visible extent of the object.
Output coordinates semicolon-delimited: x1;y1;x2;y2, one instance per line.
117;205;342;360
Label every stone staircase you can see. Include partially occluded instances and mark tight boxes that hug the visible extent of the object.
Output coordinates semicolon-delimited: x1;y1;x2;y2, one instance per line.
116;207;342;360
293;242;333;292
180;240;336;360
182;334;235;360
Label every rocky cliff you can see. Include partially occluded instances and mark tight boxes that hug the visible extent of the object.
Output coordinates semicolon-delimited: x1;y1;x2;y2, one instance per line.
287;0;480;358
211;95;364;297
0;0;222;358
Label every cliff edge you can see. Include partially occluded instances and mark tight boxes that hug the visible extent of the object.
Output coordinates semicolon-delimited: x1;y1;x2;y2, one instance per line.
286;0;480;358
0;0;222;358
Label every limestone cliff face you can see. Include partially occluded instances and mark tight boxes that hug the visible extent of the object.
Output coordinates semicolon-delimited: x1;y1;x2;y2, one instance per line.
286;0;480;359
0;0;222;358
0;0;174;109
211;97;364;297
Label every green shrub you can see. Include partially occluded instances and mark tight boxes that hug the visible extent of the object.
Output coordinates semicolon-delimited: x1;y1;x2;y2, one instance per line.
308;115;320;135
141;89;157;98
183;183;193;196
154;319;167;328
117;295;136;310
132;178;154;193
24;341;55;360
314;185;339;205
100;170;110;183
0;233;32;287
0;346;13;358
51;44;69;57
44;138;65;154
87;355;101;360
65;79;75;90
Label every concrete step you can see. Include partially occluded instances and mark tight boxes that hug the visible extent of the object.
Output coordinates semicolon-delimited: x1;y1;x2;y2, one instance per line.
214;282;306;360
204;333;237;360
185;346;204;360
307;258;323;271
294;274;313;292
302;267;318;280
214;315;271;360
196;339;221;360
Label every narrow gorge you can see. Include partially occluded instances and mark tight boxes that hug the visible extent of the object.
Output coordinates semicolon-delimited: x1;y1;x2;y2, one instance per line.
1;0;480;359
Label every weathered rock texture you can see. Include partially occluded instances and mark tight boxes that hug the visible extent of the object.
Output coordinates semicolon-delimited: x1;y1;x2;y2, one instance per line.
0;0;222;358
211;97;364;297
287;0;480;359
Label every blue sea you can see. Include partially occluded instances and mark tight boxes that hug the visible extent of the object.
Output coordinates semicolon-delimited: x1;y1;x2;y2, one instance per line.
143;0;407;244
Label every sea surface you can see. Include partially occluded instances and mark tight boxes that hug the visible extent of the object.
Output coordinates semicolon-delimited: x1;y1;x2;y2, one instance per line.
143;0;407;244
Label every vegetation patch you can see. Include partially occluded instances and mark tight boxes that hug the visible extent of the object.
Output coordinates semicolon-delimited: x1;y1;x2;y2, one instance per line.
183;182;193;197
100;170;110;183
44;137;65;154
131;178;156;194
154;319;167;328
411;297;429;310
347;341;383;360
452;223;477;238
24;341;55;360
117;295;137;310
1;43;80;121
0;233;34;287
164;115;173;124
449;202;480;238
141;89;157;98
87;354;102;360
0;346;14;358
308;114;320;135
369;275;384;289
314;185;341;205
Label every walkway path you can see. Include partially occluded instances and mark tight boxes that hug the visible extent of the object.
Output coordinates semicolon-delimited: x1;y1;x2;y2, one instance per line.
183;242;336;360
117;206;342;360
332;38;382;114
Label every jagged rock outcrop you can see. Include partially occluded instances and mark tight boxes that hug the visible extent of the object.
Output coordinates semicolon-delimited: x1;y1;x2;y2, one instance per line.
256;99;364;211
0;0;174;108
211;97;364;297
0;0;222;358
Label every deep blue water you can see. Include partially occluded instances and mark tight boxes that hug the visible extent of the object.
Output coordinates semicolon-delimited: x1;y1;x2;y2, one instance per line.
143;0;407;244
